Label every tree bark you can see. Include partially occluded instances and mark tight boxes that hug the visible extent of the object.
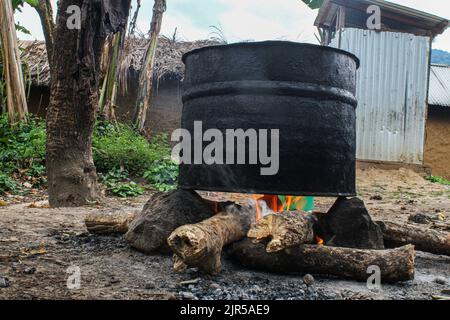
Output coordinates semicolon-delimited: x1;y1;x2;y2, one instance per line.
33;0;55;68
0;0;28;124
167;204;254;275
46;0;131;207
377;220;450;256
247;212;317;253
85;210;137;234
133;0;166;132
98;32;121;121
230;239;415;283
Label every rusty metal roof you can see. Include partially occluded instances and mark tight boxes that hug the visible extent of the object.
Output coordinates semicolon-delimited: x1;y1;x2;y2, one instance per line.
315;0;449;37
429;64;450;107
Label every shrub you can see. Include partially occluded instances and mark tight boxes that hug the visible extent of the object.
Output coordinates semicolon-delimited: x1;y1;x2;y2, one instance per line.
0;114;46;188
92;121;172;176
99;168;144;198
426;175;450;186
143;158;178;192
0;117;178;195
0;172;18;195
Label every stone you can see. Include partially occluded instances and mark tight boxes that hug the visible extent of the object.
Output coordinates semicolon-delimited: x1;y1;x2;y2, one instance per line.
303;274;315;286
145;281;156;289
179;291;197;300
434;277;447;285
125;190;214;253
24;267;36;275
316;197;385;249
0;277;10;288
408;213;432;225
209;283;221;290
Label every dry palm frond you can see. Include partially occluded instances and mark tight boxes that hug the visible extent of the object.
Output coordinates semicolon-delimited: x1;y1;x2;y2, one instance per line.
21;37;223;92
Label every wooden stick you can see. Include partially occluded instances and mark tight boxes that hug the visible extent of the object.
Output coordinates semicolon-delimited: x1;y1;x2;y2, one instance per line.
377;221;450;256
85;211;136;234
247;212;316;253
230;239;415;283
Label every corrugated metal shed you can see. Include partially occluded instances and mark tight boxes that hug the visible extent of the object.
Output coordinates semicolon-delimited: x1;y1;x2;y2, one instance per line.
428;64;450;107
331;28;430;164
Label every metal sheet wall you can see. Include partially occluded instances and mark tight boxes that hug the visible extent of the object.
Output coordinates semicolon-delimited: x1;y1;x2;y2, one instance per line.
331;28;430;164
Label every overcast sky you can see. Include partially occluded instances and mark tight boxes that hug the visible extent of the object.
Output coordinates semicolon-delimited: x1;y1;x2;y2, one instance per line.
15;0;450;51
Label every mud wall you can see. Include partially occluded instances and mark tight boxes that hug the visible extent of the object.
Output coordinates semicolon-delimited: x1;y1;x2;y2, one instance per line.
26;77;183;136
424;106;450;180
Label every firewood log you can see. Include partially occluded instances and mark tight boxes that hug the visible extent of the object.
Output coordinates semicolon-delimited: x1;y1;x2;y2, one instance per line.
85;211;137;234
247;212;317;253
230;239;415;283
377;221;450;256
167;204;253;275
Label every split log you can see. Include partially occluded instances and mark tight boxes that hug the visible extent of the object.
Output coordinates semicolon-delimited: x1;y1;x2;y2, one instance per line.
377;220;450;256
167;204;253;275
85;211;137;234
247;212;316;253
230;239;415;283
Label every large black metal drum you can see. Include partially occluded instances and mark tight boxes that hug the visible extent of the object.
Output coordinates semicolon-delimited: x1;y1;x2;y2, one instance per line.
178;41;359;196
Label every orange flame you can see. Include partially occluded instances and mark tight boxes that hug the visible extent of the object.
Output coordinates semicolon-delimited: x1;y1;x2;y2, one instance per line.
315;235;324;245
253;195;283;221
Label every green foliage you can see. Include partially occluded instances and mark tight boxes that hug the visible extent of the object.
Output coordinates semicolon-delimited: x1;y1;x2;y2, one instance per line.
93;121;173;177
0;172;18;194
0;117;178;195
12;0;39;11
108;182;145;198
426;175;450;186
143;158;178;192
100;169;145;198
93;122;178;192
0;114;46;189
301;0;324;10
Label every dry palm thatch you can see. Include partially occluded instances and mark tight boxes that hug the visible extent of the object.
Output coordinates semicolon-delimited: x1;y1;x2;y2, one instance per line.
19;40;50;87
20;37;222;91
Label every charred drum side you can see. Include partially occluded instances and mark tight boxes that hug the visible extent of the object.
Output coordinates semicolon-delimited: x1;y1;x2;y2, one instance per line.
179;41;359;196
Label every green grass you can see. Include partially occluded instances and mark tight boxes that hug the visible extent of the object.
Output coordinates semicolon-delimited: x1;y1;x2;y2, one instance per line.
426;175;450;186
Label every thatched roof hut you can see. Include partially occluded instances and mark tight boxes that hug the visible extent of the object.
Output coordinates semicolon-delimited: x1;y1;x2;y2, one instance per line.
19;37;221;88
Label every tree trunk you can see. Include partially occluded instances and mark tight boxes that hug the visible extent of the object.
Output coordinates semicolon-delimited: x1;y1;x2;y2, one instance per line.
247;212;317;253
230;239;415;283
33;0;55;67
377;220;450;256
167;204;254;275
0;0;28;124
46;0;131;207
133;0;166;132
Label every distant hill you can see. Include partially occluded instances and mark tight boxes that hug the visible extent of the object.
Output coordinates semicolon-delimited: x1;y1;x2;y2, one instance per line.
432;49;450;66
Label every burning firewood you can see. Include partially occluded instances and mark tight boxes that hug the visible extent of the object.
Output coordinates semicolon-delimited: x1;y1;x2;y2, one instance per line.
247;212;317;253
167;204;253;275
230;239;415;283
377;220;450;256
85;211;137;234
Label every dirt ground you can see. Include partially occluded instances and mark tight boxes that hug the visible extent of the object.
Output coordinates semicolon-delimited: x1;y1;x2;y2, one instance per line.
0;168;449;300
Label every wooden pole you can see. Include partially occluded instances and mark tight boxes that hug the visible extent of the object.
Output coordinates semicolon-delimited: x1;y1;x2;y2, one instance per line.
0;0;28;123
133;0;166;132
